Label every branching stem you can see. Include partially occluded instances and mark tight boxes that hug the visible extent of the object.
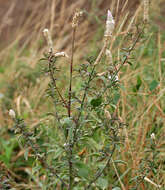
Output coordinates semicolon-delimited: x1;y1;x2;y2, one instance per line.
68;27;76;190
48;55;69;110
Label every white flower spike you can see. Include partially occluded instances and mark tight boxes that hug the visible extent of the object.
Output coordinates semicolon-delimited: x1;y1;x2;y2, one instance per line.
104;10;115;37
43;28;53;52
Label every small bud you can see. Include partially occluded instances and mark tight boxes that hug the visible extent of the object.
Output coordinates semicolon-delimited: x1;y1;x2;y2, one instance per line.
64;143;70;147
104;109;111;119
151;133;155;140
75;177;80;182
106;49;113;65
9;109;16;118
104;10;115;37
108;74;118;81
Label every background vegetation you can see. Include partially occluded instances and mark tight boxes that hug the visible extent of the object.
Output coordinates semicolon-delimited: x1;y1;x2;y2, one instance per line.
0;0;165;189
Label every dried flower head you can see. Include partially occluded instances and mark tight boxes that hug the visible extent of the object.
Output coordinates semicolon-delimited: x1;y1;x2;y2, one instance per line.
9;109;16;118
104;10;115;37
143;0;149;22
43;28;53;52
72;10;83;28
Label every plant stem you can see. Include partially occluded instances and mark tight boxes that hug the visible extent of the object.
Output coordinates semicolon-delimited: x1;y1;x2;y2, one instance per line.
73;65;96;142
48;54;69;110
68;28;76;117
68;145;73;190
112;158;126;190
68;27;76;190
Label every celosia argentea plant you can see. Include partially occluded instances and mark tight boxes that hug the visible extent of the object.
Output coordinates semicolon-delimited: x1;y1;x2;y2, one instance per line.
11;10;145;190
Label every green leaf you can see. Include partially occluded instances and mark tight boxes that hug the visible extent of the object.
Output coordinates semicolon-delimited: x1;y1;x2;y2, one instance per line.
132;75;142;92
86;138;101;149
136;75;142;91
114;168;131;185
68;126;74;142
61;117;74;127
127;61;133;65
75;162;91;179
61;117;75;138
96;177;108;189
39;58;49;64
86;56;96;64
112;187;121;190
73;187;83;190
39;58;48;61
149;80;159;91
90;97;102;107
54;148;64;160
114;160;127;165
24;148;29;161
78;167;89;179
32;165;42;173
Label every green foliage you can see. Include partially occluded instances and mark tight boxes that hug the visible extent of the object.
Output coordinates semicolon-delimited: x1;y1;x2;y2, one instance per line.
149;80;159;91
132;75;142;93
90;96;102;108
